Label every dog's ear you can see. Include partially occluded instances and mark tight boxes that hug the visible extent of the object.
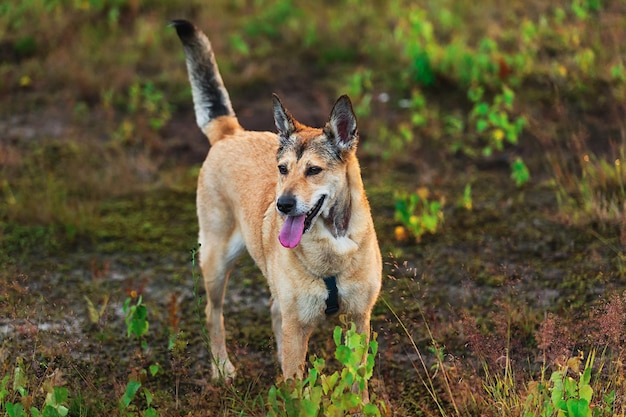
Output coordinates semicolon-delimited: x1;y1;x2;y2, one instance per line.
326;95;358;153
273;94;297;143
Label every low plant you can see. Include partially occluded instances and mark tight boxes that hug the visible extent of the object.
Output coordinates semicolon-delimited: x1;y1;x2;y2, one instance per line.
121;293;159;416
466;85;530;187
106;81;172;148
0;360;69;417
118;368;158;417
523;351;600;417
123;293;150;348
394;187;444;242
267;324;386;417
552;143;625;228
466;85;526;158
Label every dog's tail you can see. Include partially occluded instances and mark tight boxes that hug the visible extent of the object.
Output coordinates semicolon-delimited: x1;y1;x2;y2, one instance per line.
170;19;242;145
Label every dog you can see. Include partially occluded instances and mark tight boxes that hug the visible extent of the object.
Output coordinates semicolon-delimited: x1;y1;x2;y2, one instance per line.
170;19;382;383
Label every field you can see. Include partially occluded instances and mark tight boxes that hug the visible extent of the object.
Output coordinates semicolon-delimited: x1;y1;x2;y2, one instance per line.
1;0;625;415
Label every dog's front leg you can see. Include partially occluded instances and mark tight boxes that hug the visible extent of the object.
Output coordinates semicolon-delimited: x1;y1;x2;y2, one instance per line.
270;296;283;364
280;316;313;380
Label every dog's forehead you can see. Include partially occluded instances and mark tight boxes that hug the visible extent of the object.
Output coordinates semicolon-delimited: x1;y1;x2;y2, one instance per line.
277;129;341;163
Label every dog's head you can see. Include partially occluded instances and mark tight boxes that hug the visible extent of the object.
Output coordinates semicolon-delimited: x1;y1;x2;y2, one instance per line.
272;94;358;249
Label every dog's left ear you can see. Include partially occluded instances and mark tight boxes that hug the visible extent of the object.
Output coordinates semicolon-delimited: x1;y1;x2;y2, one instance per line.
326;95;358;153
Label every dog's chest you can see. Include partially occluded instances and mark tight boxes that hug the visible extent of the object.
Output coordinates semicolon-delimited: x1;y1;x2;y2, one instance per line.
295;230;359;277
296;244;356;277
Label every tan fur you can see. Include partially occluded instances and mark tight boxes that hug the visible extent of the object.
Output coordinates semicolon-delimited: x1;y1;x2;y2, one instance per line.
202;115;242;145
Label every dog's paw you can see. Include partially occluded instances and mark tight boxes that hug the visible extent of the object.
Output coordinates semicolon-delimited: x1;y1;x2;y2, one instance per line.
211;360;236;384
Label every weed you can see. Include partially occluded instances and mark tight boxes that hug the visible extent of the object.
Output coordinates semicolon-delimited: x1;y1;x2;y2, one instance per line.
118;375;158;417
123;294;149;347
109;81;172;148
121;293;160;416
511;157;531;188
0;359;69;417
551;136;625;228
267;324;386;417
84;294;110;326
466;85;525;158
394;187;444;242
460;183;472;210
524;351;599;417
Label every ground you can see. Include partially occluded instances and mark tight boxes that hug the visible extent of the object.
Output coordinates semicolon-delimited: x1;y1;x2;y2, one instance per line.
1;1;625;416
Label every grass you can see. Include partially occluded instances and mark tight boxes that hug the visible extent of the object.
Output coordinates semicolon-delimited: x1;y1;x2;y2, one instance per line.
1;0;625;415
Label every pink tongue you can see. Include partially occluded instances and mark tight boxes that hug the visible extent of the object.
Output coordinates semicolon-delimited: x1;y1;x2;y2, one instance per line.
279;215;306;248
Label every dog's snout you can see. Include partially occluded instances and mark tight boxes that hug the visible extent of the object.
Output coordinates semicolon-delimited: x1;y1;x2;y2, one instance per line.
277;195;297;214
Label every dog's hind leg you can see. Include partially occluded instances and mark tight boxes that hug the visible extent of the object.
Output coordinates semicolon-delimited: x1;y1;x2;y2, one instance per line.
199;219;244;382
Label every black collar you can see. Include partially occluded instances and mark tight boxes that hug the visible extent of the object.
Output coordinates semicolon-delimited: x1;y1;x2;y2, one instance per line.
323;276;339;315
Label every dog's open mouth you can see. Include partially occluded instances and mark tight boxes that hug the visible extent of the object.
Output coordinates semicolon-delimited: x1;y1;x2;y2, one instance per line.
279;195;326;249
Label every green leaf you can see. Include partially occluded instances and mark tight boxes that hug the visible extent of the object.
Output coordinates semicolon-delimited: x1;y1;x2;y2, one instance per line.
143;408;158;417
564;376;578;399
476;119;489;133
411;51;435;86
579;384;593;403
7;403;26;417
0;382;9;407
363;402;382;417
335;345;352;366
468;86;484;102
566;398;591;417
301;398;319;416
369;339;378;356
580;364;592;386
13;364;28;395
474;103;490;117
322;372;339;395
144;388;154;407
268;385;279;411
42;405;60;417
121;380;141;408
333;326;343;347
340;392;360;410
149;364;160;377
307;367;318;388
229;34;250;56
52;387;68;404
423;214;438;232
511;157;530;186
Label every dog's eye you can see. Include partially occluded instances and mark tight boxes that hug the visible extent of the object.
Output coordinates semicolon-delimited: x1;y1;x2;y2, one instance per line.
278;165;288;175
306;166;323;176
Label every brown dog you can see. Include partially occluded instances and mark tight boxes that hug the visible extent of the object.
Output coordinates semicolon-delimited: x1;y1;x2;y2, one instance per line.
171;20;382;383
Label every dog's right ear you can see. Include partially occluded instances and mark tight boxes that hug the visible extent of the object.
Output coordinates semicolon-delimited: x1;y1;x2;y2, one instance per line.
273;94;297;143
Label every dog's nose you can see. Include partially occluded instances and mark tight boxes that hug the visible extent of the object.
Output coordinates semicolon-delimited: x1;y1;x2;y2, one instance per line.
277;195;296;214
